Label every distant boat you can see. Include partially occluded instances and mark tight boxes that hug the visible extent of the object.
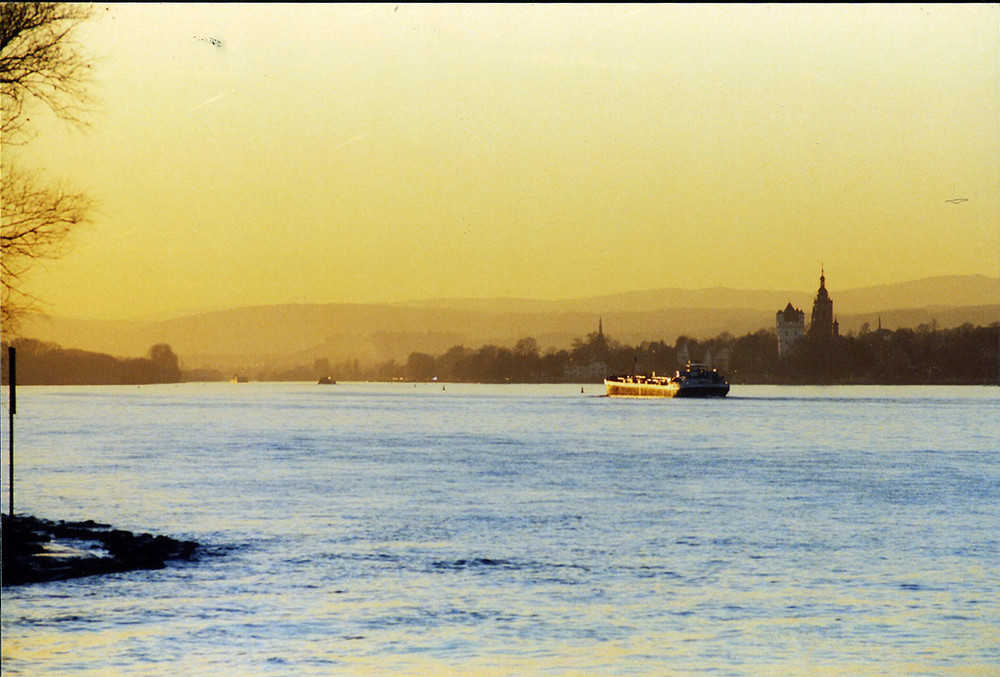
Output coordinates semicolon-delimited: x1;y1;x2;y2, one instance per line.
230;375;248;383
605;362;729;398
317;376;336;385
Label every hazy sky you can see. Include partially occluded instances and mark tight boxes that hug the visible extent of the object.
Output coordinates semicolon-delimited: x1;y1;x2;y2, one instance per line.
10;3;999;319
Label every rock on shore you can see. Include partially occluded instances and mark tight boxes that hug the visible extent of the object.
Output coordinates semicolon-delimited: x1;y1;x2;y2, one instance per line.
2;514;198;586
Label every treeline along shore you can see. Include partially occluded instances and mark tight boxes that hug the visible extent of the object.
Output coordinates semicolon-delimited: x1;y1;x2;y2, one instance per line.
3;321;998;386
0;340;182;385
384;322;999;385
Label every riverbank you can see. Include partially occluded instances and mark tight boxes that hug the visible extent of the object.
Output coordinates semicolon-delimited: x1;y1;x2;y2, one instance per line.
2;514;198;586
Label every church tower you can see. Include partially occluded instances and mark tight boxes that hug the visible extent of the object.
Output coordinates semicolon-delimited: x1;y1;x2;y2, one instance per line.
593;316;609;360
809;268;838;339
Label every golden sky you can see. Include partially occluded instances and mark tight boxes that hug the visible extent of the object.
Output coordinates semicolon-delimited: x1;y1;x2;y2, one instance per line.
10;3;999;320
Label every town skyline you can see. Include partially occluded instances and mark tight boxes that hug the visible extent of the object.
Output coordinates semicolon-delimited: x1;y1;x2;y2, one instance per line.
13;272;998;372
6;4;998;321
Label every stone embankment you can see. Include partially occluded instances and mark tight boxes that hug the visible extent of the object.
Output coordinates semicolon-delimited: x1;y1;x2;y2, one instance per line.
2;514;198;586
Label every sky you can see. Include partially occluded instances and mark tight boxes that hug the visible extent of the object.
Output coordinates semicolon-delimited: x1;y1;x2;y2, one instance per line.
9;3;1000;320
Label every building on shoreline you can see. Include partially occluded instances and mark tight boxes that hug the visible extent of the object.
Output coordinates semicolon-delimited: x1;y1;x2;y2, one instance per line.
564;317;608;381
677;342;730;373
809;268;839;340
776;270;839;357
776;302;805;358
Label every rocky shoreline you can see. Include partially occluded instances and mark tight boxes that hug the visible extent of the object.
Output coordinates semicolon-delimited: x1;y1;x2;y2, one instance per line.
2;514;198;586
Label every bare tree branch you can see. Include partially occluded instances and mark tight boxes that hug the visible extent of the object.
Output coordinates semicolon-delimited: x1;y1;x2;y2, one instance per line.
1;2;95;333
1;2;94;143
1;164;92;327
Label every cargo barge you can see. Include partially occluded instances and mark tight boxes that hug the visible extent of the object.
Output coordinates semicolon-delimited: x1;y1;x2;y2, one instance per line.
605;362;730;398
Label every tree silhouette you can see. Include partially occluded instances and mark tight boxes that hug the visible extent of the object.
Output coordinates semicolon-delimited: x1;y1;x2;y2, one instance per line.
1;2;94;330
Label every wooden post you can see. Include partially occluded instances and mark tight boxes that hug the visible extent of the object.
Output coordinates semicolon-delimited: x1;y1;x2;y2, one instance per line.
8;346;14;516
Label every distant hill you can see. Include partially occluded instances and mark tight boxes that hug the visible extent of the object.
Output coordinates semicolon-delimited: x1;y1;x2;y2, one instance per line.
393;275;1000;315
13;275;999;372
831;276;1000;314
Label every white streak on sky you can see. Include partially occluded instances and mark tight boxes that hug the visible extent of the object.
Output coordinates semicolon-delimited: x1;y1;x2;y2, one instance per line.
184;89;235;115
337;132;370;148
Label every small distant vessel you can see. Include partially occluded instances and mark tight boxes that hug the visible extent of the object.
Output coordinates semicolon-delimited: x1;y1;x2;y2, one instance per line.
317;376;336;385
230;375;249;383
605;362;730;398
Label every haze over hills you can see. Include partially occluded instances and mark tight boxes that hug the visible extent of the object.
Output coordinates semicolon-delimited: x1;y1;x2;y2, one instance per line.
13;276;1000;372
395;275;1000;315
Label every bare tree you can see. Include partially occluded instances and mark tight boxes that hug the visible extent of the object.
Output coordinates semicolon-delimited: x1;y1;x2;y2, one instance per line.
1;2;94;141
1;2;94;330
1;165;91;326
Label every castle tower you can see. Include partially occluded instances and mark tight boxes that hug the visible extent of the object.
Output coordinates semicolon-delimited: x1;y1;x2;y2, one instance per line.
776;302;805;358
809;268;838;339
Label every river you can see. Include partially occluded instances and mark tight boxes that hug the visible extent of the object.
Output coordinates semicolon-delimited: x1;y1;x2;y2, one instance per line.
2;383;998;675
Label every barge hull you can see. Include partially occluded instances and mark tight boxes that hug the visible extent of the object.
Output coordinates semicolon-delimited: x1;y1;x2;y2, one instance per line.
605;382;676;398
604;382;729;398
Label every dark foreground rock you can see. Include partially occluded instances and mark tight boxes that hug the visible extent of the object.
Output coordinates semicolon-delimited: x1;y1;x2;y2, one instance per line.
2;514;198;586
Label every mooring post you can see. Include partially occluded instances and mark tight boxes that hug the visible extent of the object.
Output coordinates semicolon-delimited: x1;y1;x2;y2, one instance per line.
8;346;15;516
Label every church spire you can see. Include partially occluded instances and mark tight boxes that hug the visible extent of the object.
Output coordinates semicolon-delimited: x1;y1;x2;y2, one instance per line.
810;267;835;338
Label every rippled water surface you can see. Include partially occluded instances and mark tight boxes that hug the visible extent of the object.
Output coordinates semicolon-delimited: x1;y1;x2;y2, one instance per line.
2;383;998;675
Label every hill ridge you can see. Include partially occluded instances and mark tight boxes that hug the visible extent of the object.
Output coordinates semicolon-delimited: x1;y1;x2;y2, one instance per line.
12;275;999;371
